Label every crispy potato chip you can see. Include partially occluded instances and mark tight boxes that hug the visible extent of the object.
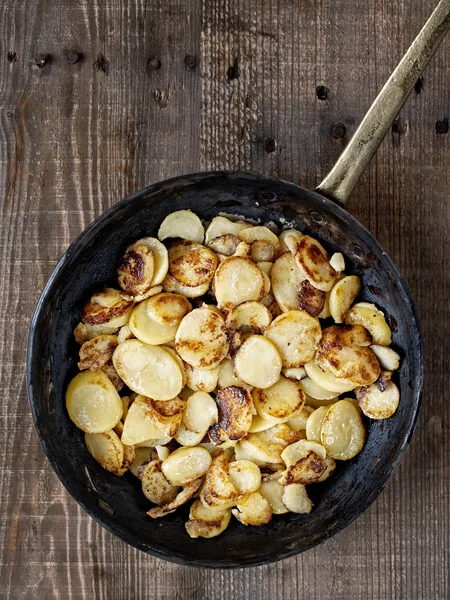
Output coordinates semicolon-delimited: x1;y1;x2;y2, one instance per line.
185;499;231;538
158;210;205;243
234;335;282;389
265;310;321;368
320;399;366;460
175;308;229;369
356;381;400;419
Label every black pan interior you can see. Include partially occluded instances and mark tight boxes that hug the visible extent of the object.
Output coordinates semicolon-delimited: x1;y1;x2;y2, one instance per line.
27;172;423;568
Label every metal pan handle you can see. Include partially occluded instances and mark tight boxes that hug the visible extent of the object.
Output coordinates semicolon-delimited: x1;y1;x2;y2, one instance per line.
316;0;450;205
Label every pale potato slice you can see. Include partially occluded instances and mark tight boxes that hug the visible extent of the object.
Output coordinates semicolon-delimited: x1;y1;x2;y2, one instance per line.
234;241;252;257
257;261;273;276
134;436;172;448
155;445;170;460
84;430;124;475
162;446;212;486
317;456;336;482
251;240;278;262
238;424;301;464
232;492;272;526
238;225;280;248
204;216;251;244
287;405;315;431
162;273;210;298
121;395;185;445
134;285;165;304
131;237;169;286
320;399;366;460
282;484;313;514
304;361;356;393
249;414;279;433
265;310;321;369
329;252;345;272
282;367;307;381
253;376;305;422
271;252;303;312
304;396;339;409
279;229;304;253
66;370;123;433
184;362;219;392
217;358;251;390
213;257;265;309
227;460;261;494
234;335;282;389
185;499;232;538
141;459;179;505
209;386;253;445
168;240;217;287
200;450;242;509
73;322;119;344
82;288;133;328
329;275;361;323
158;210;204;243
300;376;340;400
370;344;400;371
226;301;272;333
117;324;134;343
113;340;184;400
345;302;392;346
297;280;327;318
184;391;218;433
294;236;337;292
148;478;203;518
129;447;153;478
78;334;118;371
174;423;205;446
261;270;271;297
121;395;131;420
306;406;329;442
145;292;192;326
161;346;186;388
259;474;289;514
356;381;400;419
128;301;178;345
317;291;331;319
117;243;155;296
175;308;229;369
207;234;240;256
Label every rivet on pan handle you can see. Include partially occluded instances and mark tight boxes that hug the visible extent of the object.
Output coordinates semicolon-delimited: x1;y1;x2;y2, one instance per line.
316;0;450;205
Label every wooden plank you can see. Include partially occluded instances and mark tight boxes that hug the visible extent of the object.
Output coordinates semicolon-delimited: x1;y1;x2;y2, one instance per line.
0;0;449;598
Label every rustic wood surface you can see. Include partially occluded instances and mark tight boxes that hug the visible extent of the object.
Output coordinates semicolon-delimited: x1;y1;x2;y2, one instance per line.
1;0;449;598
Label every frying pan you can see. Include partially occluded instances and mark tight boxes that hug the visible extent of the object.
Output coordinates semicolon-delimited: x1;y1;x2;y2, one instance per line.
27;1;450;567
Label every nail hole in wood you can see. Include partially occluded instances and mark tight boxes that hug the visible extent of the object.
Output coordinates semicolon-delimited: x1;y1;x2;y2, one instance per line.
332;124;346;139
8;51;17;63
435;120;448;134
184;54;197;70
95;55;109;74
264;138;277;153
392;120;406;135
34;54;49;68
414;77;424;95
227;57;240;80
316;85;329;100
148;57;161;72
67;51;81;64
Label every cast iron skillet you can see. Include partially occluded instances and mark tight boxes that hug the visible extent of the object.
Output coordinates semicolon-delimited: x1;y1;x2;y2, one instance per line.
27;1;450;568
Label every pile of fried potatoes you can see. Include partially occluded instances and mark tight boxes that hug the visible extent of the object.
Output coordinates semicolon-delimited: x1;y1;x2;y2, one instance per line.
66;210;401;538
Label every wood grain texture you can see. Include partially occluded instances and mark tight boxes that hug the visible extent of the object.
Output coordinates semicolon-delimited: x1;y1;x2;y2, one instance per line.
1;0;449;598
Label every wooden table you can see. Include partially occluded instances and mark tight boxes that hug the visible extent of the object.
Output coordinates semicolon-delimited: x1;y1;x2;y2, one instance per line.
1;1;449;598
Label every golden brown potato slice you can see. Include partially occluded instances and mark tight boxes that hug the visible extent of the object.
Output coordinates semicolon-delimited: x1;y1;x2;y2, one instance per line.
329;275;361;323
279;229;304;253
84;430;124;475
345;302;392;346
117;243;155;296
294;235;337;292
232;492;272;526
145;292;192;326
78;334;118;371
158;210;205;243
297;280;326;318
175;308;229;369
100;361;125;392
282;484;313;513
238;424;301;464
184;391;218;433
168;240;217;287
234;335;282;389
133;285;164;304
370;344;400;371
252;376;305;423
204;216;251;244
184;362;219;392
141;459;179;505
213;256;265;309
73;322;119;344
66;370;123;433
305;406;329;442
227;460;261;494
271;252;304;312
320;399;366;460
148;478;203;518
82;288;133;328
130;237;169;286
279;450;327;485
208;386;253;445
226;301;272;333
356;381;400;419
280;439;327;466
185;499;232;539
113;339;184;399
200;450;242;509
162;272;210;298
265;310;322;368
121;395;185;445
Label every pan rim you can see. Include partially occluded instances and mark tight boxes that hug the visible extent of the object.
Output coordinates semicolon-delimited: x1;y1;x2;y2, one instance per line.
26;170;424;568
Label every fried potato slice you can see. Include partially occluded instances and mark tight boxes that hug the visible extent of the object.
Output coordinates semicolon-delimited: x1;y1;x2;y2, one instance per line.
204;216;251;244
259;473;289;514
281;439;326;465
234;335;282;389
299;376;338;401
207;234;241;256
234;241;252;257
184;391;218;433
148;478;203;518
168;240;217;287
329;275;361;323
282;366;306;380
117;324;134;343
305;406;329;442
141;459;179;505
232;492;272;526
279;449;327;485
145;292;192;326
227;460;261;494
370;344;400;371
282;484;313;513
271;252;304;312
131;237;169;286
129;447;153;478
238;424;301;464
185;499;232;539
100;361;125;392
345;302;392;346
162;446;212;486
317;456;336;482
74;322;119;344
265;310;321;369
66;370;123;433
208;386;253;445
329;252;345;272
174;423;205;446
121;395;185;445
128;307;177;345
113;340;184;399
82;288;133;327
158;210;205;243
117;243;155;296
217;358;252;391
251;240;278;262
320;399;366;460
200;450;242;509
213;257;265;309
84;430;124;475
304;361;356;393
279;229;304;253
253;376;305;423
297;280;326;318
175;308;229;369
226;301;272;333
356;381;400;419
238;225;280;247
286;405;315;431
134;285;165;303
78;334;118;371
162;272;211;298
249;415;279;433
184;362;219;392
294;236;337;292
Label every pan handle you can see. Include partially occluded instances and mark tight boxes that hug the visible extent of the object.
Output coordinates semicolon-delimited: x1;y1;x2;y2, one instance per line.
316;0;450;205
